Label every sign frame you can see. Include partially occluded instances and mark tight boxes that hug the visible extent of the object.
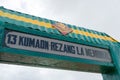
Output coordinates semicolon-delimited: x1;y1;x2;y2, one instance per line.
4;30;111;62
0;22;114;73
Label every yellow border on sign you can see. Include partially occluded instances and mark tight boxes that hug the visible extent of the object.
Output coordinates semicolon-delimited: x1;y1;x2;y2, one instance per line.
0;10;117;42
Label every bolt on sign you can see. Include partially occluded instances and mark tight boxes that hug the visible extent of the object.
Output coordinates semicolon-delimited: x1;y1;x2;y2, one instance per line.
0;7;120;80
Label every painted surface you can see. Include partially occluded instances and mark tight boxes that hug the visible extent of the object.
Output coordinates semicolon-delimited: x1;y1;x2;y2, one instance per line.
0;7;117;45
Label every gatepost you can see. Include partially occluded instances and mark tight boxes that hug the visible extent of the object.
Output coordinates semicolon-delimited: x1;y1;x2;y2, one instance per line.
102;45;120;80
0;7;120;80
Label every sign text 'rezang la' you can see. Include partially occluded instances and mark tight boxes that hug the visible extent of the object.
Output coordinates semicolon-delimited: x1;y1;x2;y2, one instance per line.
4;30;111;62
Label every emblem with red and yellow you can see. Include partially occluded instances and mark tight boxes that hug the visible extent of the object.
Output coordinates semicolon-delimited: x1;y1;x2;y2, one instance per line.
52;22;73;35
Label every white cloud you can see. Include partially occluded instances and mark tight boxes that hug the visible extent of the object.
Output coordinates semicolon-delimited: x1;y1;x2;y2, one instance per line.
0;64;102;80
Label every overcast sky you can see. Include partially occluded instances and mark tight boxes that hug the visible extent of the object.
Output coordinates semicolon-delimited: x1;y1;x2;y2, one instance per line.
0;0;120;80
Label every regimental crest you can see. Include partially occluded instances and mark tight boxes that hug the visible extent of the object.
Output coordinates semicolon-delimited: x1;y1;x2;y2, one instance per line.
52;22;73;35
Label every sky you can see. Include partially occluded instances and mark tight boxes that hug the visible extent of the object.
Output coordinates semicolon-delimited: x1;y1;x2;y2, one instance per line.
0;0;120;80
